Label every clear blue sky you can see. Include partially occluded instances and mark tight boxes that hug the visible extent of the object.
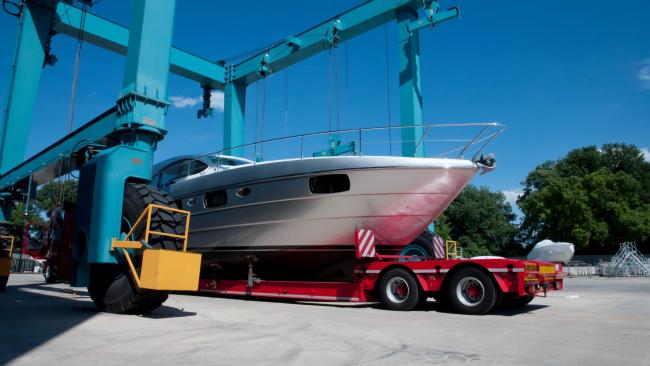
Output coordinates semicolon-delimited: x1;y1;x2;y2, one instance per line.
1;0;649;208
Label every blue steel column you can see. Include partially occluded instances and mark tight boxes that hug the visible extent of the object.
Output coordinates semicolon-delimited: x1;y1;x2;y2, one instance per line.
223;81;246;157
397;7;424;158
72;0;175;286
0;3;55;175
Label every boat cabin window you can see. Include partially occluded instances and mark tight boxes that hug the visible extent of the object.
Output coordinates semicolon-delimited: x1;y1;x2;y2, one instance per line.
211;156;249;167
204;190;228;208
159;159;208;190
309;174;350;194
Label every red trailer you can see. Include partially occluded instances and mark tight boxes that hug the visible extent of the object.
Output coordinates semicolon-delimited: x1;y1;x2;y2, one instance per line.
198;229;563;315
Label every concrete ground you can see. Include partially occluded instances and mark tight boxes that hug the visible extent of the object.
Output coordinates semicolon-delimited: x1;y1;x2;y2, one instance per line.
1;274;649;366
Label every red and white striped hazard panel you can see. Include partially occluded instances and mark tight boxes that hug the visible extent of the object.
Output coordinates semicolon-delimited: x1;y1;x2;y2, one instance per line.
355;228;377;259
433;234;445;259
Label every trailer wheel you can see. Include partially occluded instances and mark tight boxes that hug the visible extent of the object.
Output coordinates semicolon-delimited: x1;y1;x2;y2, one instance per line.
447;268;497;315
88;183;183;314
43;262;57;283
378;268;420;311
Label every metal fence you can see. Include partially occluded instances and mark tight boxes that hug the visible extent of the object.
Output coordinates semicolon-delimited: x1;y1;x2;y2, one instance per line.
11;255;44;273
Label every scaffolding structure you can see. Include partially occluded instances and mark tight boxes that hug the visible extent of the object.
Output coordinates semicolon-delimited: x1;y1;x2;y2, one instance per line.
602;242;650;277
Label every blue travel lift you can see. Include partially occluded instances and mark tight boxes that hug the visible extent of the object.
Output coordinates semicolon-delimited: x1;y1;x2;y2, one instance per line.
0;0;459;312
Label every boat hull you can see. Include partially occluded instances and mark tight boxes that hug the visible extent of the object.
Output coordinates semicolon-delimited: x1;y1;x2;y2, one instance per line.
169;156;478;279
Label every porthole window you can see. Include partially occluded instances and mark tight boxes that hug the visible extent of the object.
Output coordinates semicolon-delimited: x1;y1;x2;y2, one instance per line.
309;174;350;194
236;188;251;197
204;190;227;208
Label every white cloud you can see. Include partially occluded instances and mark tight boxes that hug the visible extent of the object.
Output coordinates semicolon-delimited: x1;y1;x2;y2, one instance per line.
641;147;650;162
637;59;650;90
502;189;523;208
169;91;224;112
210;91;224;112
169;96;201;108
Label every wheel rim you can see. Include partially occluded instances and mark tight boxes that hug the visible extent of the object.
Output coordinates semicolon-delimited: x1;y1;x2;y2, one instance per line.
386;276;410;304
456;277;485;307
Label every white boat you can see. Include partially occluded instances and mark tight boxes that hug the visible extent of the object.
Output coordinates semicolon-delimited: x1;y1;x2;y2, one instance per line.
153;123;503;280
527;239;575;264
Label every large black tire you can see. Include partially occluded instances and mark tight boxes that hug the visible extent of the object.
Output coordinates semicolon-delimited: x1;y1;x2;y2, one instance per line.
446;267;498;315
88;183;183;314
378;268;421;311
399;231;436;260
0;222;12;290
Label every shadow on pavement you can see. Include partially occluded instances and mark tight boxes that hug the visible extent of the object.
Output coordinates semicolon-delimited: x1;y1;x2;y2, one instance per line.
0;279;196;364
141;305;197;319
415;299;549;316
0;283;97;365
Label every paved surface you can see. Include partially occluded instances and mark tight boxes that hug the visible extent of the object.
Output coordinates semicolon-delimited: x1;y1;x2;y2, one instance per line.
1;274;649;365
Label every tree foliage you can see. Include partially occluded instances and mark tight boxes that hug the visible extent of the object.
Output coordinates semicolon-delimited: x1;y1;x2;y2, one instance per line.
36;180;77;213
6;180;77;239
518;143;650;253
9;202;45;238
435;185;519;257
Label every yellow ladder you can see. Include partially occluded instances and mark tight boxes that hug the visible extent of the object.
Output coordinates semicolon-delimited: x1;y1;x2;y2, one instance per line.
111;204;201;291
445;240;458;260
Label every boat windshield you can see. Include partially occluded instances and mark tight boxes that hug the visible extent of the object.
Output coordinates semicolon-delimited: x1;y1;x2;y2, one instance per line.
210;156;251;167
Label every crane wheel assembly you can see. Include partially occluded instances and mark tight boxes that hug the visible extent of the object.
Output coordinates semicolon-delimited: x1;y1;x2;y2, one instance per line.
88;183;185;314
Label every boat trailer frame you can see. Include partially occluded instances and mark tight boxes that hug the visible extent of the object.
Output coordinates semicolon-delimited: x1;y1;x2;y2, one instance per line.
197;238;564;308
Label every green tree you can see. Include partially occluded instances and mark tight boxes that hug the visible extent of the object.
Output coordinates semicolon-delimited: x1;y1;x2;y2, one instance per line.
9;202;45;238
36;180;77;213
435;185;518;257
518;143;650;253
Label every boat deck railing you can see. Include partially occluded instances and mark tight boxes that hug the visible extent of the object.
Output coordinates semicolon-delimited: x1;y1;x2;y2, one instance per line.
166;122;505;176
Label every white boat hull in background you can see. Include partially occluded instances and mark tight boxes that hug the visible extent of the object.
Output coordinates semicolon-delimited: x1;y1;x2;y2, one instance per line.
527;239;575;264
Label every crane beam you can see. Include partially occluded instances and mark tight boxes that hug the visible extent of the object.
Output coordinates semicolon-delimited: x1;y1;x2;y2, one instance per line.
0;108;116;191
222;0;459;154
228;0;420;85
53;2;225;88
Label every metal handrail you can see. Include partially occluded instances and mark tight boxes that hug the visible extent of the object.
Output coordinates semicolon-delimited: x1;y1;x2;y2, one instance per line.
162;122;506;179
213;122;503;157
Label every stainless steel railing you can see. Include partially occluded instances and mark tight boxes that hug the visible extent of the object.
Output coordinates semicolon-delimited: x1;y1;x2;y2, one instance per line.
161;122;506;180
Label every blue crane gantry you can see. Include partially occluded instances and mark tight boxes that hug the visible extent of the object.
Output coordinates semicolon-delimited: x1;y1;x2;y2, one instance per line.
0;0;458;301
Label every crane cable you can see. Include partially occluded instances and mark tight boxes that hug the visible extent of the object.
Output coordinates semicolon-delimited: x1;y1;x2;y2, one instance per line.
327;48;332;133
327;45;342;135
384;24;393;156
283;67;288;155
254;74;259;160
59;1;89;203
261;73;266;160
66;2;88;135
344;42;349;134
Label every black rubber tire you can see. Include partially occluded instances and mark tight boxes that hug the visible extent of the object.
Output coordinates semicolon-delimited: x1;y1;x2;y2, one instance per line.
378;268;421;311
399;231;436;260
88;183;183;314
446;267;498;315
0;222;12;290
506;294;534;308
